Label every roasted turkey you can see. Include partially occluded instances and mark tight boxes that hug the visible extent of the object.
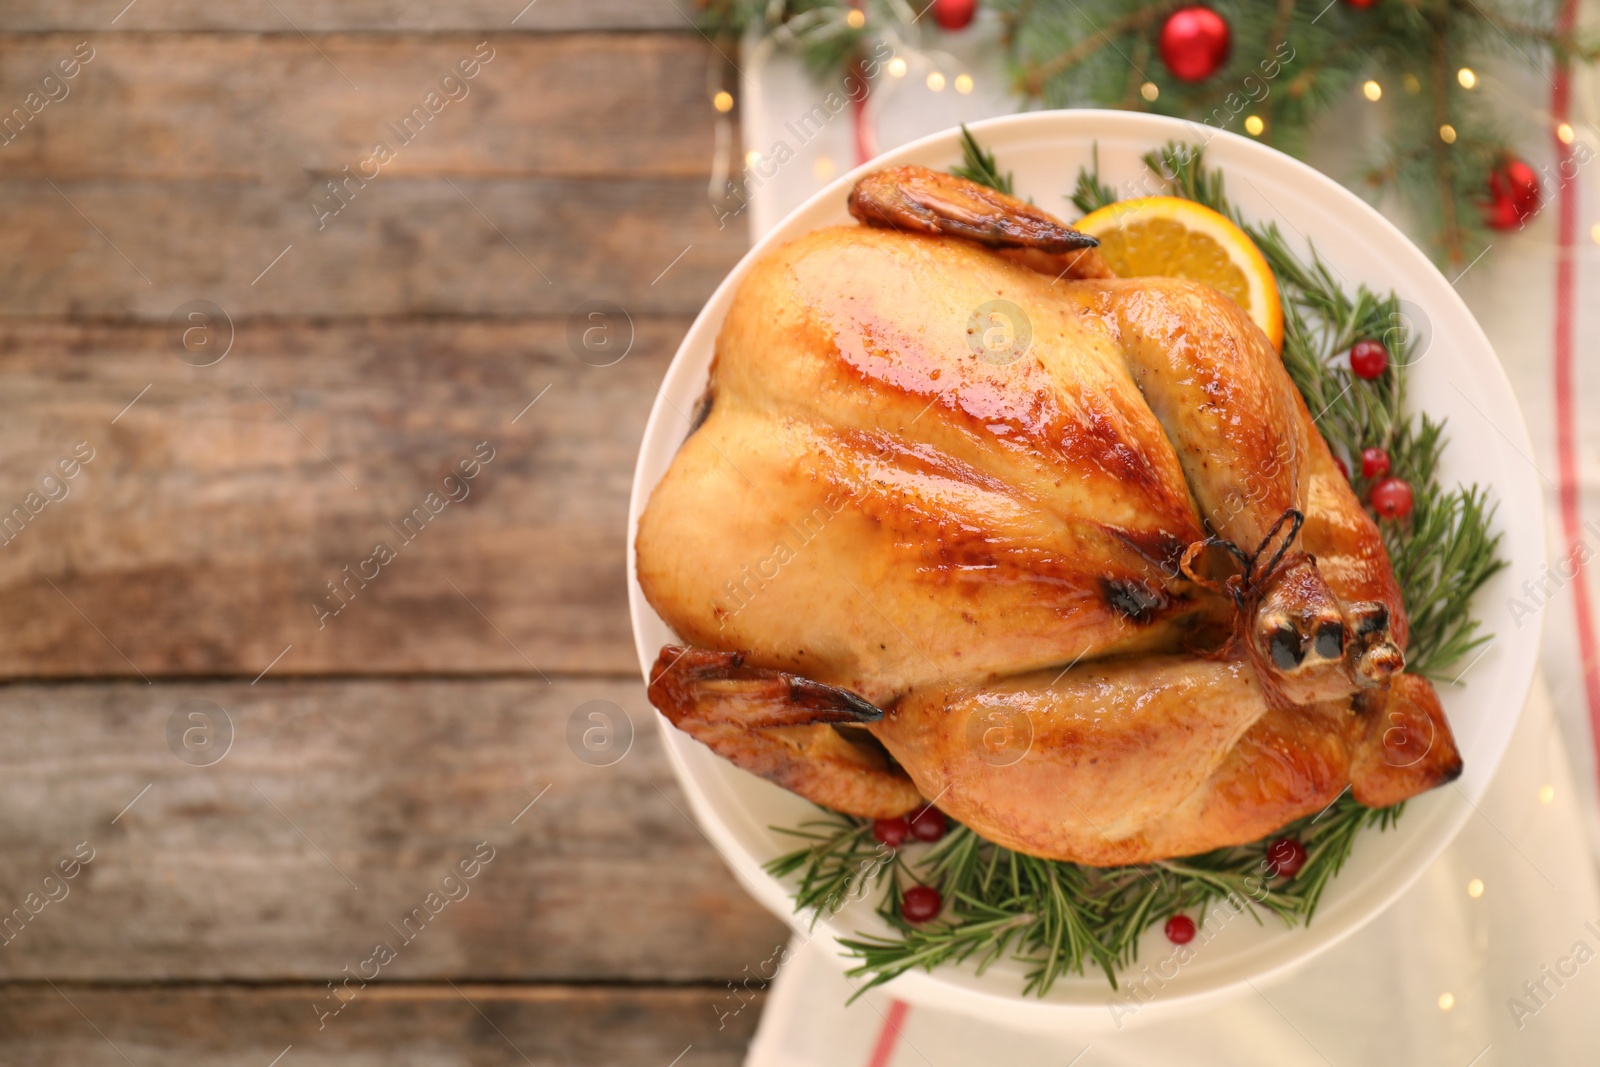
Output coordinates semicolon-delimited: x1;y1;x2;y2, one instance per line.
636;165;1461;866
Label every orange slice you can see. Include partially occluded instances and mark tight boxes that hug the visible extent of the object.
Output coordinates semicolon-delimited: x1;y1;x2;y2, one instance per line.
1075;196;1283;351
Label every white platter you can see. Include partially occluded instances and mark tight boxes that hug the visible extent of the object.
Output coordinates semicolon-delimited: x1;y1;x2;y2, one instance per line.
625;110;1543;1027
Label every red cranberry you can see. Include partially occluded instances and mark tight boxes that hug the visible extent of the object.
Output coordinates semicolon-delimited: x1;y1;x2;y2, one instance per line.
1369;477;1414;520
1360;447;1390;480
1349;340;1389;379
1332;454;1350;481
909;807;947;843
1266;837;1307;879
901;885;943;924
873;817;911;848
1164;914;1197;944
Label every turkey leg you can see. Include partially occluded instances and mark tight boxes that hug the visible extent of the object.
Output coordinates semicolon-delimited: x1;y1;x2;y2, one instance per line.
648;646;924;818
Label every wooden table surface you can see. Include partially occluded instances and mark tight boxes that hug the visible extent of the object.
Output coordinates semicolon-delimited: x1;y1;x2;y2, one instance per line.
0;5;789;1063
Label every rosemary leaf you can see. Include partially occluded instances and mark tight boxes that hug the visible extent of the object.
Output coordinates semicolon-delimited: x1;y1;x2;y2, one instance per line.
951;124;1014;195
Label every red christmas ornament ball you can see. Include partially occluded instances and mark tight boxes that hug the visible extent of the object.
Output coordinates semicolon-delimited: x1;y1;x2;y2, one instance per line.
1164;914;1197;944
1483;157;1541;230
909;806;948;842
1360;447;1391;480
1369;477;1415;520
873;816;911;848
901;885;943;924
1349;339;1389;379
930;0;979;32
1159;7;1231;83
1266;837;1308;879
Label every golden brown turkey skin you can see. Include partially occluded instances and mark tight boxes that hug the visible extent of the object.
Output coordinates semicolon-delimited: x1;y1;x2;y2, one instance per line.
647;643;1459;864
636;168;1460;864
640;227;1246;702
875;659;1459;865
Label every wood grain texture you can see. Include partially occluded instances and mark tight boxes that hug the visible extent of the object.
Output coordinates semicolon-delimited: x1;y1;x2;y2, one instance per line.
0;175;741;320
1;1;697;32
0;18;779;1058
0;317;714;679
0;32;746;320
0;34;722;179
0;983;764;1066
0;678;788;980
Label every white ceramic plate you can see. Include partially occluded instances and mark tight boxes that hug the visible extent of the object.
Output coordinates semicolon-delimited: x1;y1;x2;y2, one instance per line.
625;111;1543;1027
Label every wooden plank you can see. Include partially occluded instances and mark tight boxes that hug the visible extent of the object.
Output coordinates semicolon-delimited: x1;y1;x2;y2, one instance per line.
0;34;724;179
0;317;706;679
0;984;764;1066
0;175;741;319
0;1;696;32
0;678;789;981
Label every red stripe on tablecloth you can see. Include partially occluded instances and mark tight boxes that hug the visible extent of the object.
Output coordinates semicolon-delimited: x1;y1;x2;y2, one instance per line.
849;1;876;166
852;85;875;166
865;998;910;1067
1550;0;1600;772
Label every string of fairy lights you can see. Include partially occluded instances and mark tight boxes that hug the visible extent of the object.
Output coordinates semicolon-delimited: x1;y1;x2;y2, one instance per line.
702;0;991;205
708;49;1593;241
699;0;1599;261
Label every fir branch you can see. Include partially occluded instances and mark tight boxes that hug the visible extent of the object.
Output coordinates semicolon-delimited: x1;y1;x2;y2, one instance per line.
1429;20;1466;264
702;0;1594;264
1014;0;1180;96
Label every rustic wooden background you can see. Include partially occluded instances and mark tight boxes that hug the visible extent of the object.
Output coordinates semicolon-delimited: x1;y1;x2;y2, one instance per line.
0;4;790;1063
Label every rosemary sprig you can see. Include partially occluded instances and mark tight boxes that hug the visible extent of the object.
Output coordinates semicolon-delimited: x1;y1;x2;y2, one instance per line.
771;794;1385;1000
1069;144;1119;215
1384;475;1504;675
764;814;900;919
951;124;1014;196
761;135;1504;999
